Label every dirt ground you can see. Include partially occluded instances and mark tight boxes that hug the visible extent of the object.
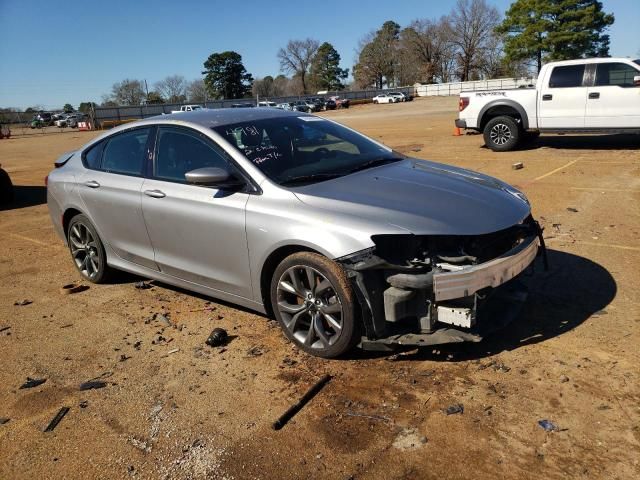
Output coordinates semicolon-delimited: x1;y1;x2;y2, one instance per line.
1;97;639;480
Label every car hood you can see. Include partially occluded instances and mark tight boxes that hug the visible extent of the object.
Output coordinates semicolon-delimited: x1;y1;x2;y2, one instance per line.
292;159;531;235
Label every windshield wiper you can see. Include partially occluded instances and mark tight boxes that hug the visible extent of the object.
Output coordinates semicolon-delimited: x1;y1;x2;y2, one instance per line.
345;157;403;174
279;172;344;186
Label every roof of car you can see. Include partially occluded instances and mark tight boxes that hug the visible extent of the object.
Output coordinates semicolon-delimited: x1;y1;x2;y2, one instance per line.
145;107;311;128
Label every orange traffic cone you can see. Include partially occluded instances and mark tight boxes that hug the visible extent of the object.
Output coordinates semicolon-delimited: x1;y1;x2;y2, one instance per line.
453;127;462;136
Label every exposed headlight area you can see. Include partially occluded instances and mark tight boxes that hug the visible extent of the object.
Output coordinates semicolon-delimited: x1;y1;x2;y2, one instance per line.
338;216;543;350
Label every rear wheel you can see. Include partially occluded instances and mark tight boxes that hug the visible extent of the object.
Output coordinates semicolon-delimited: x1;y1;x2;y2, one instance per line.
270;252;359;358
483;116;521;152
67;214;112;283
0;168;14;204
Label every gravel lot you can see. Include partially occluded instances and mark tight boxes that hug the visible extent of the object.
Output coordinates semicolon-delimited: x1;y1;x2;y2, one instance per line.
1;97;639;479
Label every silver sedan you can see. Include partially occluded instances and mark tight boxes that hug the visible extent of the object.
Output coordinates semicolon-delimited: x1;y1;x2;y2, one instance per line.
47;108;543;358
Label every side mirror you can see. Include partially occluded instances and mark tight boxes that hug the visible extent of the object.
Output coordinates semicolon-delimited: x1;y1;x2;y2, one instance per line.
185;167;243;188
634;75;640;87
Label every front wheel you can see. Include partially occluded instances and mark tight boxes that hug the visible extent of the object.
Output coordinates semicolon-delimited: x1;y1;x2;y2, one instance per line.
483;116;521;152
67;214;113;283
270;252;359;358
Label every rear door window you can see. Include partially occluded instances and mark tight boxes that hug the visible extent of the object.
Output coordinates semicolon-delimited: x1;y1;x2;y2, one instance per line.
595;62;640;87
101;128;151;176
83;141;105;169
549;65;586;88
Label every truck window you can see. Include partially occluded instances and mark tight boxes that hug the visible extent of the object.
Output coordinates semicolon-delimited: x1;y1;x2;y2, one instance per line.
595;63;639;87
549;65;585;88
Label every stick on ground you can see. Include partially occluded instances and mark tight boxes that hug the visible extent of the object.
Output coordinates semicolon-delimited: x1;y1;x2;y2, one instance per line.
273;374;331;430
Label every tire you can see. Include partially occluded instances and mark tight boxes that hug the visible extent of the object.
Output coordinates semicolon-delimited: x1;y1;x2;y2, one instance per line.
373;100;378;104
0;168;14;204
67;214;113;283
483;116;521;152
270;252;359;358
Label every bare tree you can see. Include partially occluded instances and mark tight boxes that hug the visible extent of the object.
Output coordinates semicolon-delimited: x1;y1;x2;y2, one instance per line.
277;39;319;94
186;79;207;103
155;75;187;103
400;17;456;84
103;79;145;106
448;0;500;81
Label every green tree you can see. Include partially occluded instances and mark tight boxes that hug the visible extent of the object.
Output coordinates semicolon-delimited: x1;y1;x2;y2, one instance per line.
78;102;96;113
496;0;614;73
103;79;145;106
202;51;253;99
145;91;165;104
353;21;400;89
309;42;348;91
63;103;74;113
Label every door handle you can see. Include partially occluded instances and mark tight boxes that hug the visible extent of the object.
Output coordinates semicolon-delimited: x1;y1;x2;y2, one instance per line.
144;189;166;198
588;92;600;99
542;94;553;101
83;180;100;188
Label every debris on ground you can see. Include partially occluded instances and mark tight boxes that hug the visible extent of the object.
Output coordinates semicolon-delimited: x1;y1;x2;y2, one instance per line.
0;326;11;333
512;162;524;170
79;380;107;391
538;419;559;432
129;437;152;453
14;299;32;306
273;374;332;430
163;348;180;357
344;411;391;422
79;400;89;408
445;404;464;415
392;427;428;450
566;207;579;213
20;377;46;389
246;345;265;357
44;407;70;432
560;375;570;383
134;341;142;350
281;357;297;367
134;281;153;290
157;313;171;327
205;328;228;347
478;360;511;372
119;354;131;362
0;418;10;425
593;310;608;316
60;283;89;295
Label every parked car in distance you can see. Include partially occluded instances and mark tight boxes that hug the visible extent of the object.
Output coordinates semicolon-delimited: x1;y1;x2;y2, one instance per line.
55;114;71;128
329;96;350;109
171;105;203;114
47;108;543;358
389;92;413;102
276;103;294;111
456;57;640;151
231;103;254;108
257;101;278;108
324;99;337;110
293;100;316;113
67;113;88;128
372;94;398;104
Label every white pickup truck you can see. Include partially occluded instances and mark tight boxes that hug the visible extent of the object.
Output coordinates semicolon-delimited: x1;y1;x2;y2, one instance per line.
455;57;640;151
170;105;204;114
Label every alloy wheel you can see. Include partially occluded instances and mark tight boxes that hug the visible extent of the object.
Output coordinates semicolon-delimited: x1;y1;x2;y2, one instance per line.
276;265;344;350
490;123;512;145
69;221;101;280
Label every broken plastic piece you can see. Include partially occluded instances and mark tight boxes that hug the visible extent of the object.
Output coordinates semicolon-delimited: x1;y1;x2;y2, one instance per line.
445;404;464;415
20;377;46;389
538;419;558;432
79;380;107;391
44;407;70;432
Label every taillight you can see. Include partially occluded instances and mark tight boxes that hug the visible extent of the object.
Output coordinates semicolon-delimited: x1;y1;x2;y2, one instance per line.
459;97;469;111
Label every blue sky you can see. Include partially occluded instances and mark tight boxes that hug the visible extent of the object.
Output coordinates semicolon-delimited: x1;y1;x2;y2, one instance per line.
0;0;638;110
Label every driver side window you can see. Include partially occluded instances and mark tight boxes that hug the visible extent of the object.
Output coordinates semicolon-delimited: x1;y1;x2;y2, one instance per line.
154;127;230;183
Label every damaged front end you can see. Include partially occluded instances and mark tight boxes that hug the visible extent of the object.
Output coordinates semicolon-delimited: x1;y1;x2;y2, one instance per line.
337;215;546;351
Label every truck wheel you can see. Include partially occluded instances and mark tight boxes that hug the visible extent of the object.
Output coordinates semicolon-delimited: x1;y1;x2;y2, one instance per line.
270;252;360;358
484;116;521;152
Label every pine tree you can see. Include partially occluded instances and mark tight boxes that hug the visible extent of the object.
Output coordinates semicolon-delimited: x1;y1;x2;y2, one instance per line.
496;0;614;73
309;43;348;91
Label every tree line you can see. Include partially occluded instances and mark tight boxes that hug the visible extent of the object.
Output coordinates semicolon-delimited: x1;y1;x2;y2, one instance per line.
87;0;616;108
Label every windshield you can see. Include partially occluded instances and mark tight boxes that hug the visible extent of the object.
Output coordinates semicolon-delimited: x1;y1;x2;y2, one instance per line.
213;116;400;186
